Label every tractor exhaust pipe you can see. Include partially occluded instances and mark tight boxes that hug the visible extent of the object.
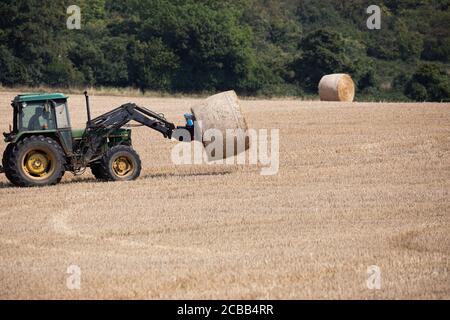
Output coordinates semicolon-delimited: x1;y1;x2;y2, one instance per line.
84;91;92;124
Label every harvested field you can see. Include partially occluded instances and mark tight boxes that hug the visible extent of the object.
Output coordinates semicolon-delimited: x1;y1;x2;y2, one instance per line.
0;91;449;299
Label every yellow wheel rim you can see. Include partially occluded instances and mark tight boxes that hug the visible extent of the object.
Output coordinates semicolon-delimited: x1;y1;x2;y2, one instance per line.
112;156;134;178
22;149;55;180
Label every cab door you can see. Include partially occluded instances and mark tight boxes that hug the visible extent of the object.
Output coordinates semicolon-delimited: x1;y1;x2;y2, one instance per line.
53;100;74;155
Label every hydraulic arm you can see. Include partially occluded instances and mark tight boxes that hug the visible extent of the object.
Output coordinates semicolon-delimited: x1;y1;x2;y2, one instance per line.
81;103;191;163
88;103;176;137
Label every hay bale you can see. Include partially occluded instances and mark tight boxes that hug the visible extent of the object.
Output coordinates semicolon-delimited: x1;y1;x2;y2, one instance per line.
190;90;249;160
318;74;355;102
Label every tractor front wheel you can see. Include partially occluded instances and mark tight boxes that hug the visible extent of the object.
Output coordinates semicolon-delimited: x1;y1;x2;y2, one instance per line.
3;136;66;187
95;145;141;181
90;162;106;180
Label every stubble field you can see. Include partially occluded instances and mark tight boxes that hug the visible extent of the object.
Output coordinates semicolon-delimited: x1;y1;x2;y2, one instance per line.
0;91;449;299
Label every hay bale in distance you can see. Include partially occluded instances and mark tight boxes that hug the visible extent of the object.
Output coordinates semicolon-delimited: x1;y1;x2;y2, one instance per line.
190;90;249;160
318;74;355;102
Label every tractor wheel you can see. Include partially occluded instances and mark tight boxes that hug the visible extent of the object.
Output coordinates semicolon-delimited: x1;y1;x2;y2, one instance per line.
98;145;141;181
3;135;66;187
90;162;106;180
2;143;16;183
2;143;15;168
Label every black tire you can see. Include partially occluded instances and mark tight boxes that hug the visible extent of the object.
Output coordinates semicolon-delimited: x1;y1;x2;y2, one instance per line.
2;143;15;168
3;135;66;187
90;162;106;180
97;145;141;181
2;143;15;178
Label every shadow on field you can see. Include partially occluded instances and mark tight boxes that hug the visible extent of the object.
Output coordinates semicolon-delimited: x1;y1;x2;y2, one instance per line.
141;170;234;180
0;170;234;189
0;177;100;189
0;181;12;189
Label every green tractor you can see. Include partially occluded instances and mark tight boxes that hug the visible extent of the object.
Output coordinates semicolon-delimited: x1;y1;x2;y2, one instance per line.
0;92;194;187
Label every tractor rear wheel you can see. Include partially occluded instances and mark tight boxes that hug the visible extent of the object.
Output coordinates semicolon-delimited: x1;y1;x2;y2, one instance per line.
2;143;15;167
2;143;16;183
3;135;66;187
97;145;141;181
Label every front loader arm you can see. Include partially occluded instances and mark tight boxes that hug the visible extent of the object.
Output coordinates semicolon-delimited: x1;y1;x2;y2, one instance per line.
81;103;177;163
89;103;175;137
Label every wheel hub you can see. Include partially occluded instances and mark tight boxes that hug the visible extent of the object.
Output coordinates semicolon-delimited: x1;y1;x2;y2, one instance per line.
25;152;49;176
112;156;133;177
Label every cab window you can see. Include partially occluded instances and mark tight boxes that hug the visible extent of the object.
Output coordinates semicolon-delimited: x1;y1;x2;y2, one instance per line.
19;102;56;131
54;101;71;129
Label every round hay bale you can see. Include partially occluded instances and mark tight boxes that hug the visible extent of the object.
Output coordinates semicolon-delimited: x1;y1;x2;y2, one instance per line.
318;74;355;102
190;90;249;160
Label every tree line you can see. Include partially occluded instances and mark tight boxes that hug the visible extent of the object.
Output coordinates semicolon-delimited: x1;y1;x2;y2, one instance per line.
0;0;449;101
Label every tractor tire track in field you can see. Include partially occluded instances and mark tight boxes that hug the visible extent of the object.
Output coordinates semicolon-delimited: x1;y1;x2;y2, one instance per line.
51;209;208;255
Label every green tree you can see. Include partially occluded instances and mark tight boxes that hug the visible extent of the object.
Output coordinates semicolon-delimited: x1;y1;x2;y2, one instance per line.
294;29;348;91
367;17;423;61
0;0;70;85
68;35;105;86
0;46;28;85
0;0;448;100
128;39;179;92
43;60;84;87
294;29;377;92
405;63;450;101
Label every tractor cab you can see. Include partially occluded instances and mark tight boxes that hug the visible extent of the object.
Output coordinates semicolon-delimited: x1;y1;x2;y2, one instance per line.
4;93;76;155
5;93;71;142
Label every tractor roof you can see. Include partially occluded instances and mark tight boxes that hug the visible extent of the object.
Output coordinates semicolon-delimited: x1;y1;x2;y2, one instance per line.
13;93;68;103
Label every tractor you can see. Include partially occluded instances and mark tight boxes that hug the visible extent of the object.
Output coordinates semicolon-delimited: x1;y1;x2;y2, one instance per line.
0;92;194;187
